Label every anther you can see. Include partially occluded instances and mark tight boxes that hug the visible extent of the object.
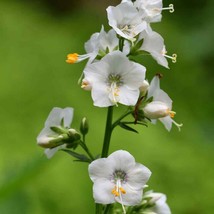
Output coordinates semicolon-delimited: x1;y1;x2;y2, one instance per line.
162;4;174;13
66;53;78;64
163;52;177;63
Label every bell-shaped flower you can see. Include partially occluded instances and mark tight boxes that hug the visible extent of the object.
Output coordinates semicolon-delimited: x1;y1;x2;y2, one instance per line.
140;30;177;69
82;51;146;107
143;76;182;131
107;2;147;42
143;191;171;214
37;107;77;158
89;150;151;211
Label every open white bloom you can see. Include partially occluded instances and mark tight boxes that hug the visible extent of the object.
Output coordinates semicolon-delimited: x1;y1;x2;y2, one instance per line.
89;150;151;212
134;0;163;23
83;51;146;107
107;2;147;41
143;191;171;214
140;30;177;69
66;26;120;65
134;0;174;23
143;76;182;131
37;107;73;158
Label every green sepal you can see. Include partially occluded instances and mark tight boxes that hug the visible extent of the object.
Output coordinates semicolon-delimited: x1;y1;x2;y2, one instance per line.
62;149;91;163
131;38;144;54
50;126;68;134
119;122;139;134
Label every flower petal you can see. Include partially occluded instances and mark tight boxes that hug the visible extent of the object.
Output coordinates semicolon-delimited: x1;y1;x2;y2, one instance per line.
108;150;136;172
118;86;139;106
92;179;115;204
115;185;143;206
159;116;172;131
89;158;114;182
127;163;152;190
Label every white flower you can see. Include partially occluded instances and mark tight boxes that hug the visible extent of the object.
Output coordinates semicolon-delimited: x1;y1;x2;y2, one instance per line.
143;76;182;131
83;51;146;107
37;107;74;158
107;2;147;41
143;191;171;214
140;30;177;69
134;0;163;23
66;26;122;65
89;150;151;211
134;0;174;23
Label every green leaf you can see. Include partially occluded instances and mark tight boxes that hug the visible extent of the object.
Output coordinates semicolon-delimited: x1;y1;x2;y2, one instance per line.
119;122;139;134
61;149;91;163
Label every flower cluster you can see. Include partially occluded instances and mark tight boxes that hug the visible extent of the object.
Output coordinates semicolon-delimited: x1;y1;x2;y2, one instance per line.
66;0;181;132
36;0;181;213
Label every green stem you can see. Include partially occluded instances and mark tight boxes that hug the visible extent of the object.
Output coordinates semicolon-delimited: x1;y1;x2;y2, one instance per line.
112;109;133;130
101;106;114;158
96;203;103;214
104;204;113;214
119;37;125;52
80;140;95;161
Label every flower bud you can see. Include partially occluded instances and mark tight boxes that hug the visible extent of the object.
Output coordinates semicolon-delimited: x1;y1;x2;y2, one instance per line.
68;129;81;141
139;80;149;95
37;135;65;148
81;79;92;91
147;193;163;205
80;117;89;135
143;101;170;119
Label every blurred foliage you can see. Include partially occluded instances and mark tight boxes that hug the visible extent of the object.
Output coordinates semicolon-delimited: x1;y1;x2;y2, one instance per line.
0;0;214;213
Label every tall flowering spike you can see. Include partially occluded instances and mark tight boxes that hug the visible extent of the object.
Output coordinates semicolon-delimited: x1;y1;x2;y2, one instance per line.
143;76;183;131
107;2;147;42
37;107;76;158
89;150;151;211
83;51;146;107
143;191;171;214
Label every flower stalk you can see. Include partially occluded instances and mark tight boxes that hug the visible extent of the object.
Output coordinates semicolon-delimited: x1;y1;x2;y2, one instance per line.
101;106;114;158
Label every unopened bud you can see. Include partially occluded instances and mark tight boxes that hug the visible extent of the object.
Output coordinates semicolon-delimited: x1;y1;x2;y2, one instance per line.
143;101;170;119
68;129;81;141
147;193;163;205
81;79;92;91
140;80;149;95
80;117;89;135
37;135;66;148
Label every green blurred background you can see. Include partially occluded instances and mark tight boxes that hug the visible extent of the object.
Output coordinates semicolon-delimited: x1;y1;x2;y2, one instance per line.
0;0;214;213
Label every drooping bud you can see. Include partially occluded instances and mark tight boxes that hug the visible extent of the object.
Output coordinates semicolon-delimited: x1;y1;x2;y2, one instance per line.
80;117;89;135
37;134;68;149
143;101;173;119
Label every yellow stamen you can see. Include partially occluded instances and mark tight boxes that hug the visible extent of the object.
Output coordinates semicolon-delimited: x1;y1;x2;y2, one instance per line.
166;109;176;118
112;188;119;197
119;187;126;194
66;53;79;64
